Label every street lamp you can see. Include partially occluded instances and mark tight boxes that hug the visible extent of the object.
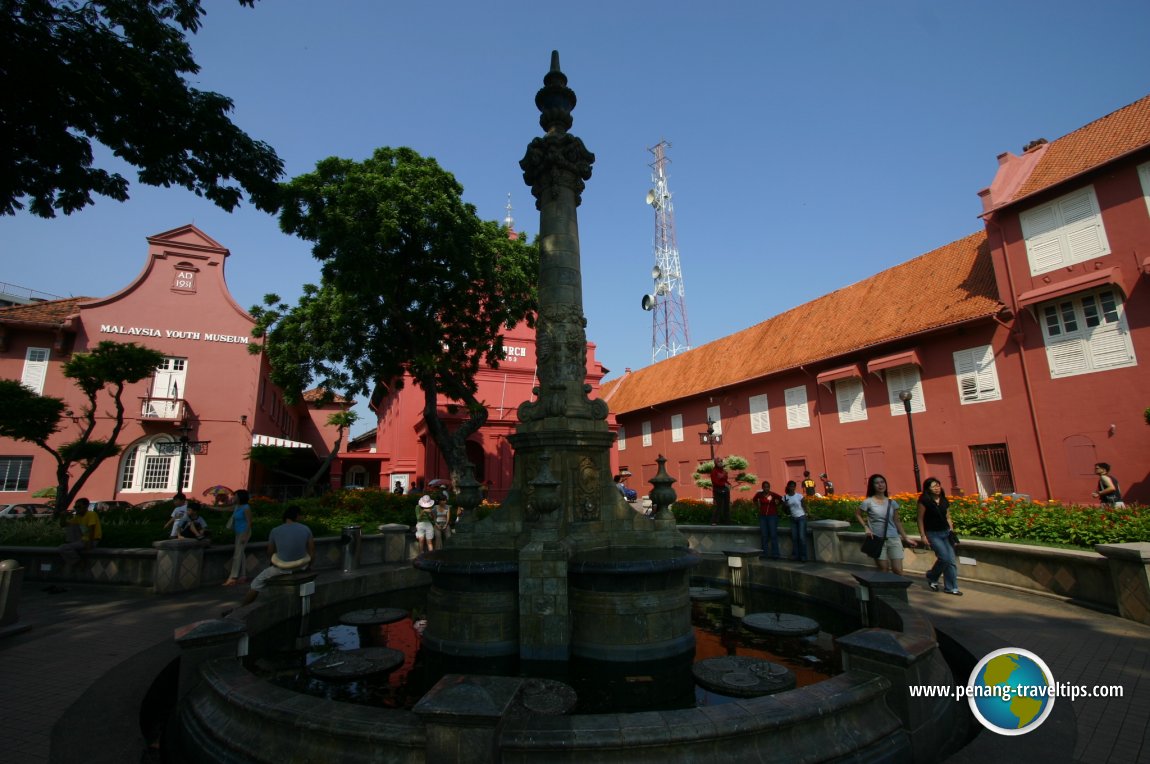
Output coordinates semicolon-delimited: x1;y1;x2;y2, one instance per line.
698;417;722;463
898;390;921;492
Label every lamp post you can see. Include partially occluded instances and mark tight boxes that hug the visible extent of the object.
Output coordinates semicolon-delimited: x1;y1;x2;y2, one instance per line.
898;391;921;492
699;417;722;463
176;419;193;493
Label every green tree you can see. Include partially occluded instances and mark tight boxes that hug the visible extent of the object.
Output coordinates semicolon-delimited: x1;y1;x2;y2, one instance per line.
251;147;538;485
0;341;165;514
1;0;282;217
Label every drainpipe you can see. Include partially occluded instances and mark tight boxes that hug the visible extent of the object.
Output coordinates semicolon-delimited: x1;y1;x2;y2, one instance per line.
802;366;830;482
988;219;1054;500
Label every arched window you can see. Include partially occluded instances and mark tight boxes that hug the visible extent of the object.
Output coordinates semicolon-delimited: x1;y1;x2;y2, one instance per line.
117;435;194;493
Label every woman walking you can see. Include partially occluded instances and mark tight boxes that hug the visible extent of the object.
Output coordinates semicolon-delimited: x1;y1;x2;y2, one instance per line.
917;478;962;595
223;489;252;586
855;474;917;574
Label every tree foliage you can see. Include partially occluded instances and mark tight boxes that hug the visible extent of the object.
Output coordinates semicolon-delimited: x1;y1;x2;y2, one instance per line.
1;0;283;217
252;147;538;483
0;341;164;513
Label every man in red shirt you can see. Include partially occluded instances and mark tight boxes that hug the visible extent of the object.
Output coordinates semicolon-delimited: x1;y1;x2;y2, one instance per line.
753;481;783;558
710;458;731;525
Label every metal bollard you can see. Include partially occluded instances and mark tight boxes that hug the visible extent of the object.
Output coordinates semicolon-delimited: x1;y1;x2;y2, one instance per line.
0;559;24;627
340;525;363;572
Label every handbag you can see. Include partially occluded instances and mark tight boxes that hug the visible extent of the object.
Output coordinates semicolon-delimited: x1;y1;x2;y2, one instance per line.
225;514;234;531
860;500;894;559
947;530;959;546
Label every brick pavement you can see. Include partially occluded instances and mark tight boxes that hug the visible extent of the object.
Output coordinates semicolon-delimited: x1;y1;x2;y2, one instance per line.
1;570;1147;763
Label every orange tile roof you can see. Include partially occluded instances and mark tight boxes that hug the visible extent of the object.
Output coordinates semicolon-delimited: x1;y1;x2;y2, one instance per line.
302;387;350;405
600;231;1001;415
0;297;91;327
1008;93;1150;205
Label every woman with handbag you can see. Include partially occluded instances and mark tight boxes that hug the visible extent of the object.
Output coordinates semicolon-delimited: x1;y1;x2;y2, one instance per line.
917;478;962;595
855;474;917;574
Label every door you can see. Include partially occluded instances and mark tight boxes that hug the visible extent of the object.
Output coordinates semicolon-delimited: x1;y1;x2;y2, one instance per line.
923;452;959;495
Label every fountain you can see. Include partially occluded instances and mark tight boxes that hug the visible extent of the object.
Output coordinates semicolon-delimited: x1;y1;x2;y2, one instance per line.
414;50;697;665
170;53;966;763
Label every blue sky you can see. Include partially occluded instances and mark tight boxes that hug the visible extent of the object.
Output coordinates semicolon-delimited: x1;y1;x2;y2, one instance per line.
3;1;1148;426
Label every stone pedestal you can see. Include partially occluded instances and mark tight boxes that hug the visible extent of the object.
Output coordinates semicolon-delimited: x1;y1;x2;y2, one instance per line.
1095;542;1150;625
377;523;414;562
0;559;24;629
413;675;527;764
152;538;210;594
808;519;850;562
173;618;247;703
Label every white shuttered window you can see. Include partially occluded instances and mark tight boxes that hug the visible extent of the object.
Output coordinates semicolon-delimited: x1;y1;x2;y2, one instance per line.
1139;161;1150;218
835;378;867;423
784;385;810;429
1040;289;1136;378
1020;186;1110;275
706;405;722;436
953;345;1001;404
641;421;652;447
884;365;925;416
21;347;49;394
617;426;626;451
670;414;684;442
749;394;770;434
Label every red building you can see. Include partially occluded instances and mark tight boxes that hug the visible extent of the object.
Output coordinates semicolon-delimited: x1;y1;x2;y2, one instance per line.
336;319;615;501
602;94;1150;505
0;225;347;504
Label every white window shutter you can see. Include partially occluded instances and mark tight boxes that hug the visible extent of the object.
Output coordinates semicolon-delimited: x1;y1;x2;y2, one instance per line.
885;365;924;415
749;394;770;434
1022;187;1109;275
1087;320;1134;369
785;386;810;429
618;426;626;451
670;414;684;443
641;421;652;447
954;345;1000;403
835;378;867;423
1047;336;1090;377
21;347;50;394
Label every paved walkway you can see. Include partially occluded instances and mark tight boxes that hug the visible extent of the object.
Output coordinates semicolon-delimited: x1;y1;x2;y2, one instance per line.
1;567;1147;763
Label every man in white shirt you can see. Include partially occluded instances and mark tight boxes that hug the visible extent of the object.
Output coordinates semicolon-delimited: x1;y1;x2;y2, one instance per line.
162;493;190;538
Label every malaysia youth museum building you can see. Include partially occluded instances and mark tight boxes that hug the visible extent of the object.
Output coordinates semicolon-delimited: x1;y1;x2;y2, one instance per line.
0;226;346;505
602;94;1150;506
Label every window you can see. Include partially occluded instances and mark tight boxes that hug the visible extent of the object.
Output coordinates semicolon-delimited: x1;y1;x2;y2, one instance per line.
834;378;867;423
21;347;49;394
617;426;626;451
670;414;684;443
1039;289;1136;377
118;436;195;493
1019;186;1110;275
749;394;770;434
784;385;810;429
641;421;652;447
706;405;722;436
953;345;1001;404
884;364;925;416
970;444;1015;497
1;457;33;491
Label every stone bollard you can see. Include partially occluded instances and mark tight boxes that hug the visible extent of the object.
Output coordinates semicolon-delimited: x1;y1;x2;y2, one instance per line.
808;519;850;563
1095;542;1150;625
378;523;413;562
173;619;248;703
0;559;25;628
152;538;210;594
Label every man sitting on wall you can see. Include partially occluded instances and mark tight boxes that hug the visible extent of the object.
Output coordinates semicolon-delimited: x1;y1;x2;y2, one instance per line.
224;505;314;616
58;497;101;568
175;504;210;540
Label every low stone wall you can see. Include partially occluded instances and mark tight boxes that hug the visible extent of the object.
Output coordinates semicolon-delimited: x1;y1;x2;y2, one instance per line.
0;525;419;592
680;523;1150;626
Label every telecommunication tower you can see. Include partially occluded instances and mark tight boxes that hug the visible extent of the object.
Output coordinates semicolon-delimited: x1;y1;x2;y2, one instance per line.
641;140;690;362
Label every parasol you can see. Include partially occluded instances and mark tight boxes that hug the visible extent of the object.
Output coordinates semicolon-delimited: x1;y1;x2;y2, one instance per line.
427;478;452;488
202;485;235;505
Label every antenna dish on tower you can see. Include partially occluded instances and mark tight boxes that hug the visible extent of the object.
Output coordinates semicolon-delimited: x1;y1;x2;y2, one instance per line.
645;189;657;206
641;294;656;311
651;265;662;279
